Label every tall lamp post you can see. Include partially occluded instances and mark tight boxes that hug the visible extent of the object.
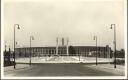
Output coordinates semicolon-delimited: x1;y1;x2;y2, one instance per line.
30;36;34;65
14;24;20;69
94;36;97;65
110;24;116;68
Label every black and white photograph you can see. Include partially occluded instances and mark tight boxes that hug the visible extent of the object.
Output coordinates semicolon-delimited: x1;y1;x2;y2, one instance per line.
1;0;127;79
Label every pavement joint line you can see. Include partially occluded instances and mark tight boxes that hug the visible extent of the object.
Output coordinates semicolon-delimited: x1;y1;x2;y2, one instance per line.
89;64;125;71
85;65;125;76
4;64;31;72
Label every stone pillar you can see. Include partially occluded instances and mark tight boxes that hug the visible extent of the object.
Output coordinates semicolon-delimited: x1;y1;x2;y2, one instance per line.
56;37;58;55
108;47;111;58
66;38;69;56
41;48;43;57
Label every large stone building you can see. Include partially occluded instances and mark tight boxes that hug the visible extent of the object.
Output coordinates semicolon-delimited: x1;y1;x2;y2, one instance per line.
15;45;112;58
15;37;112;58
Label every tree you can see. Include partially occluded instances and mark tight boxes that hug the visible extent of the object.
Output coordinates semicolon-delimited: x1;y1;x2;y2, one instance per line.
120;49;125;58
69;46;76;56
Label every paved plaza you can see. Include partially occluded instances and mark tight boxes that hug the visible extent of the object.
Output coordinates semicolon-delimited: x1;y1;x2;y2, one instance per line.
15;56;113;63
4;63;125;77
4;56;125;77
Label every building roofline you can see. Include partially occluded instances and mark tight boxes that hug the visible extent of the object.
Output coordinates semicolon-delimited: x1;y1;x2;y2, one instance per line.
16;45;109;49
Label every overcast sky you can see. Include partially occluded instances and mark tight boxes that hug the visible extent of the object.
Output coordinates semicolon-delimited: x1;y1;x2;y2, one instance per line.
3;0;126;50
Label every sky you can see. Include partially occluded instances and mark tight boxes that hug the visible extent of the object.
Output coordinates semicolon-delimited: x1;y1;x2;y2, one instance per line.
3;0;126;51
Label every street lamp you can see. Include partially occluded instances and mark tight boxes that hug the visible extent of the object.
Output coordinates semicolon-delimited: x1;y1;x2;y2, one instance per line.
93;36;97;65
30;36;34;65
14;24;20;69
110;24;116;68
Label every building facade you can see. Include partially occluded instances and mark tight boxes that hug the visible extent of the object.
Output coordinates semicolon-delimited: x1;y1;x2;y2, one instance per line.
15;45;112;58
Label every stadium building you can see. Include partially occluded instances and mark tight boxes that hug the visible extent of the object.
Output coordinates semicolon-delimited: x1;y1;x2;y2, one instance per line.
15;37;112;58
